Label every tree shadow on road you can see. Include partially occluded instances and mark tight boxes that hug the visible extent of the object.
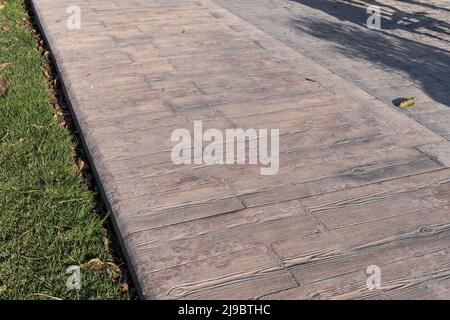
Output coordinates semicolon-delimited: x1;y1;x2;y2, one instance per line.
291;0;450;41
289;0;450;107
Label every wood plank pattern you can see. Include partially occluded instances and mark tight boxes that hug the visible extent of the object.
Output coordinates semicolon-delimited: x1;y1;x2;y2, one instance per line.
212;0;450;137
31;0;450;299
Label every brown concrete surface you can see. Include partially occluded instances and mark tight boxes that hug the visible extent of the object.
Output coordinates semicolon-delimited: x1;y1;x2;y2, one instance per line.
31;0;450;299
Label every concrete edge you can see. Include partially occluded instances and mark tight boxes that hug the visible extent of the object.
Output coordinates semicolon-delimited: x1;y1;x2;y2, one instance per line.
29;0;145;300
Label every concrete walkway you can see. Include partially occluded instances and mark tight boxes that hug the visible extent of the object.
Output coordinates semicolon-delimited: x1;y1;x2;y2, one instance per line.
32;0;450;299
214;0;450;138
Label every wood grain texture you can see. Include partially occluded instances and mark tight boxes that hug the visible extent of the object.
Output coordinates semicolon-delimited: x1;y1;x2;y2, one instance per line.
31;0;450;299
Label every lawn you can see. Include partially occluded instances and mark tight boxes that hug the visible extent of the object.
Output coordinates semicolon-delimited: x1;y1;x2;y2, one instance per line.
0;0;130;299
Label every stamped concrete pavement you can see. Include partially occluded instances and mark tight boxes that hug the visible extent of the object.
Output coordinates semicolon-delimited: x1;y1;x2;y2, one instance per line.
215;0;450;136
31;0;450;299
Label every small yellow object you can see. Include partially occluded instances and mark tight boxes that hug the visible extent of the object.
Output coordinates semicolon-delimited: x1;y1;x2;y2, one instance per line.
399;97;415;108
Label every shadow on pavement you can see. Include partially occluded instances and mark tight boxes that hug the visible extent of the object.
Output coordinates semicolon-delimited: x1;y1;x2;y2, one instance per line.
290;0;450;107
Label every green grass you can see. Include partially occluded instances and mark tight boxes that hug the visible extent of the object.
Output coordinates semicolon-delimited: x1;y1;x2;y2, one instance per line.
0;0;130;300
